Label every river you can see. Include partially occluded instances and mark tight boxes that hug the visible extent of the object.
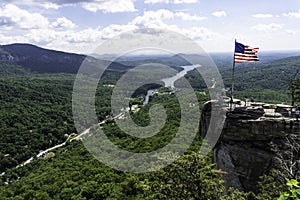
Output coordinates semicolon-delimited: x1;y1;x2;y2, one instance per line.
2;65;200;176
143;64;201;105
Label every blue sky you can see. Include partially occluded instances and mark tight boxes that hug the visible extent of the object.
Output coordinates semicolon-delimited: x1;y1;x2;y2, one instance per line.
0;0;299;54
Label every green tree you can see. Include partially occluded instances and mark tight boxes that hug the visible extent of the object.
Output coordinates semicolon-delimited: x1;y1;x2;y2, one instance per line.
278;179;300;200
288;78;300;106
143;153;226;200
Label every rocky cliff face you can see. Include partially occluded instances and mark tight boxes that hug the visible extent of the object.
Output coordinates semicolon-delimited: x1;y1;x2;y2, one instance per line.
201;101;300;192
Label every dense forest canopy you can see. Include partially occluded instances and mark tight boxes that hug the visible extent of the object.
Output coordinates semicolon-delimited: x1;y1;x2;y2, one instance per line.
0;44;300;199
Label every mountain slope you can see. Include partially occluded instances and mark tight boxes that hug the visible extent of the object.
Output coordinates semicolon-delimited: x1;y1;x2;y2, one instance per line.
222;55;300;91
0;44;129;73
184;54;300;103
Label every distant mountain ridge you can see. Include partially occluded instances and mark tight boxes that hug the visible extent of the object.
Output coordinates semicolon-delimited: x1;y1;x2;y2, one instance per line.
218;54;300;95
183;52;300;104
0;43;129;73
1;43;300;81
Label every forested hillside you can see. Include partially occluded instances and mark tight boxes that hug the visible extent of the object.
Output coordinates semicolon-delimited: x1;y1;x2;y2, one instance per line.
0;141;231;199
0;62;30;77
1;46;299;173
0;44;130;73
0;44;299;199
185;55;300;103
0;75;75;172
0;89;291;200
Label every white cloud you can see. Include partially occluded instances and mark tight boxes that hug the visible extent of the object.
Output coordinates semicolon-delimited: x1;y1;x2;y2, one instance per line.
283;9;300;18
65;28;103;43
16;28;103;53
144;0;198;4
0;4;49;29
63;9;218;52
130;9;174;29
179;27;217;40
26;29;59;43
175;12;206;21
0;34;29;44
52;17;75;29
286;29;296;35
252;23;282;32
19;24;137;53
42;2;61;9
1;0;62;10
252;14;273;18
128;9;219;42
212;11;227;17
6;0;136;13
172;0;198;3
0;5;223;53
81;0;136;13
8;0;61;9
100;24;137;39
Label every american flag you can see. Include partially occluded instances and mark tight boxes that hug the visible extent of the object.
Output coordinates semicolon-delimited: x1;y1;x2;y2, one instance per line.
234;42;259;63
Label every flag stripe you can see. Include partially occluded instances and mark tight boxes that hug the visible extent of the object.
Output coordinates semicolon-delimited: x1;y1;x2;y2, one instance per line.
235;57;259;60
234;42;259;63
235;53;258;57
235;58;259;62
235;56;259;59
235;59;259;63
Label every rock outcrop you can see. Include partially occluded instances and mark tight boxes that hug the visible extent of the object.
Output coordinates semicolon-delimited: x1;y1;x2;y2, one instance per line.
201;101;300;192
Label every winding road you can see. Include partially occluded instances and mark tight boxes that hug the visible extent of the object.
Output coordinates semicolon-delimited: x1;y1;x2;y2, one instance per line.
13;113;123;170
2;65;201;175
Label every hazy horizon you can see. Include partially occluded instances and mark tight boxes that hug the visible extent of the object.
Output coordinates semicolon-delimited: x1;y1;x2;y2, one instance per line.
0;1;299;54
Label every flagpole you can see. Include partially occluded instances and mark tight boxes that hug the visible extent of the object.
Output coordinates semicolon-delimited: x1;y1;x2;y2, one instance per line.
230;39;236;110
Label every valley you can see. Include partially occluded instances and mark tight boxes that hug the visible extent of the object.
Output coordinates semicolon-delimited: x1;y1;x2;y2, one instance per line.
0;43;300;199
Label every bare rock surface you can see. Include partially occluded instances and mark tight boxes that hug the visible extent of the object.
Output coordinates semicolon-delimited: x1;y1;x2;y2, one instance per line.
201;100;300;192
